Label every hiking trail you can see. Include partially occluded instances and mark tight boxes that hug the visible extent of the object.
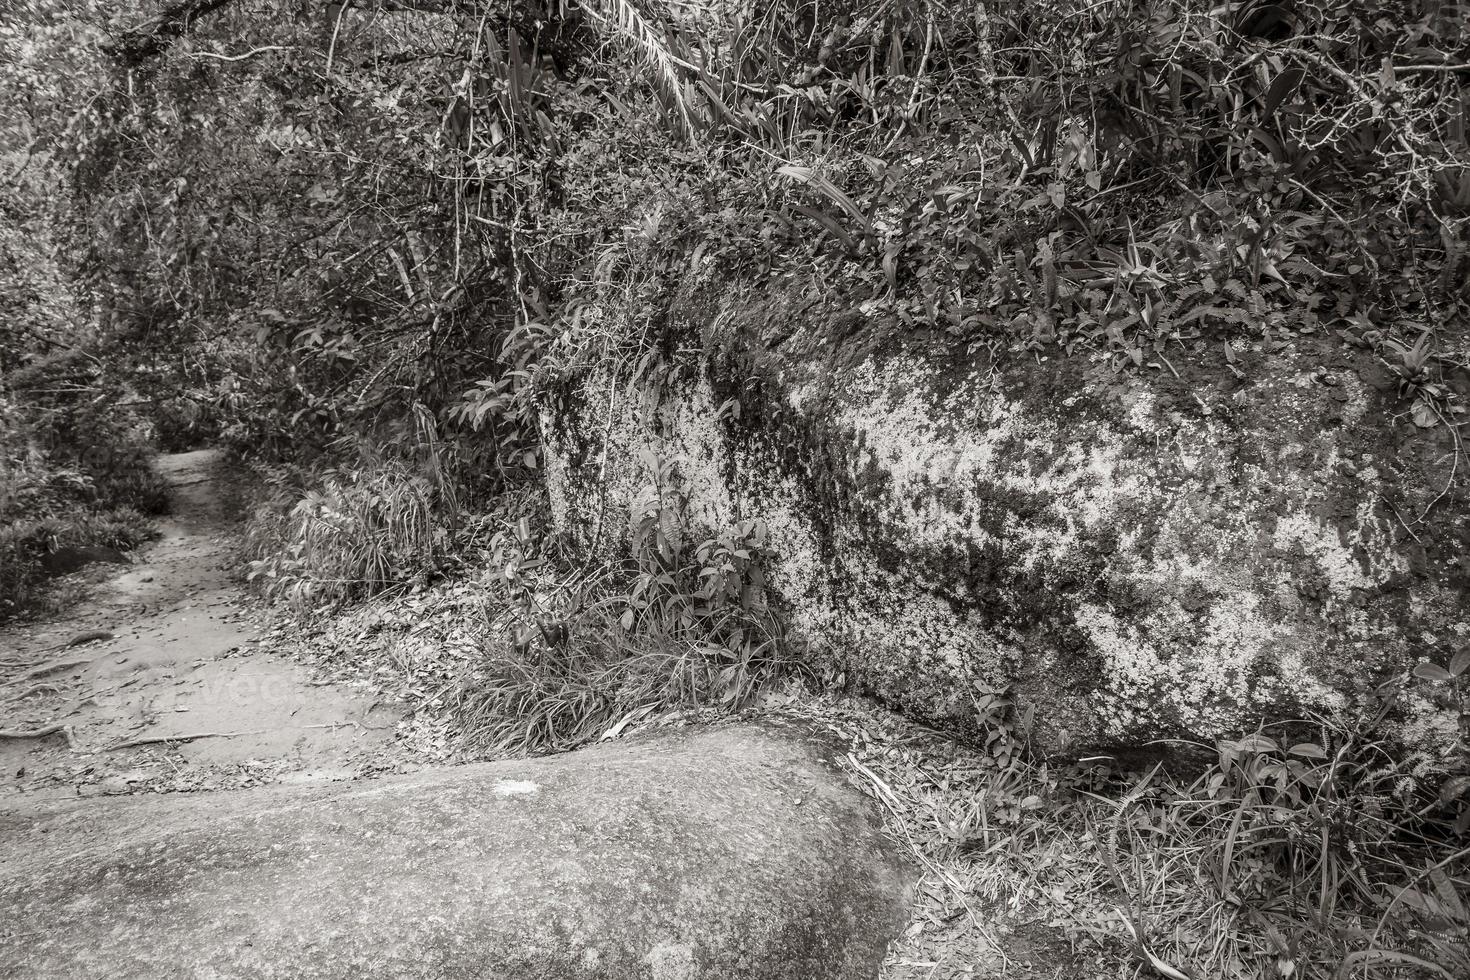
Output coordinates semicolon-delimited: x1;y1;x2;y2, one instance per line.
0;449;409;813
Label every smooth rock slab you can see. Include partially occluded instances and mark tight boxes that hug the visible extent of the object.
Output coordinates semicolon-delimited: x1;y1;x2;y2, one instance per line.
0;723;912;979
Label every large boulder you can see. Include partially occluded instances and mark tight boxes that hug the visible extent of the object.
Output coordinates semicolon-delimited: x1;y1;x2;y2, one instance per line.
539;273;1469;760
0;723;911;979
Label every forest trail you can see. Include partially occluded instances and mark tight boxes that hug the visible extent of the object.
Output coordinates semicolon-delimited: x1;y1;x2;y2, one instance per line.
0;449;405;814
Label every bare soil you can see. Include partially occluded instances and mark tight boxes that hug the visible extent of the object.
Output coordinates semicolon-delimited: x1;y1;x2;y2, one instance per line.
0;449;412;812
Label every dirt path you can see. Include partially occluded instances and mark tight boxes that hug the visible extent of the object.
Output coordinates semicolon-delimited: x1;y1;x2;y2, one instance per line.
0;450;407;810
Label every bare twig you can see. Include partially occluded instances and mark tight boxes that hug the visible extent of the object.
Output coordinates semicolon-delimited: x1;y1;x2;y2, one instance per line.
186;45;293;63
1413;402;1466;524
1397;62;1470;75
104;0;242;68
325;2;349;75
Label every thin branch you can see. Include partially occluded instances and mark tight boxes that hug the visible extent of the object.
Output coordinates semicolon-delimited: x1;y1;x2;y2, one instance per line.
348;0;451;11
1397;62;1470;75
186;45;294;63
104;0;243;69
106;0;449;68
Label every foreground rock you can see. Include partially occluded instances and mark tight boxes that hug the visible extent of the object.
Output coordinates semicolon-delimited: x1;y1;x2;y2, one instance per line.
0;723;911;979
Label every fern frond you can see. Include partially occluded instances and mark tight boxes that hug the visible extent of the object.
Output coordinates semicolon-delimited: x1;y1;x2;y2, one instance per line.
579;0;696;137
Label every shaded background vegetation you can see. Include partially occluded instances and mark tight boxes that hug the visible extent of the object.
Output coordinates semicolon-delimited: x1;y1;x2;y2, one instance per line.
8;0;1465;586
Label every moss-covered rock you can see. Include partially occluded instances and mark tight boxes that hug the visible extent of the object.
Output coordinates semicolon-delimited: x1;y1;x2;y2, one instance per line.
540;271;1469;761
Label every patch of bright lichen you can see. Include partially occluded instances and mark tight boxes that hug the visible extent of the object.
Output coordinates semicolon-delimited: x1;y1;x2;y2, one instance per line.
537;266;1468;764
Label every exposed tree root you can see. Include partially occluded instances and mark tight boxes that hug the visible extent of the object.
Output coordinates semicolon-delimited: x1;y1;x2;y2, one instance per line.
107;722;374;751
53;630;114;651
107;729;266;750
0;723;70;743
2;682;60;705
5;656;97;687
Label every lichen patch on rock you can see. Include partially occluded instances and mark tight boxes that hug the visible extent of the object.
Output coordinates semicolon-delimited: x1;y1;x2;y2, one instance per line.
539;278;1468;762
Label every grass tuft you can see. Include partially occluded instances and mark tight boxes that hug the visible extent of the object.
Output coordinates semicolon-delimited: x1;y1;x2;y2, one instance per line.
790;693;1470;980
453;580;786;754
245;459;452;613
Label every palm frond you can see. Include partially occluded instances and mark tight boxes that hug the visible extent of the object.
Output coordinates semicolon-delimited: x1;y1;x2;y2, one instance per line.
578;0;696;137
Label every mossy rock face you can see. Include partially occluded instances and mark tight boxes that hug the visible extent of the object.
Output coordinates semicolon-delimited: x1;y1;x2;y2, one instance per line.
541;273;1469;758
0;724;912;980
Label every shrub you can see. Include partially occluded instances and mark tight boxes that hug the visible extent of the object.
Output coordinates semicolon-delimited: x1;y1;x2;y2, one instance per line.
0;507;157;619
454;457;790;754
1091;712;1470;978
839;686;1468;980
245;458;455;612
0;375;166;620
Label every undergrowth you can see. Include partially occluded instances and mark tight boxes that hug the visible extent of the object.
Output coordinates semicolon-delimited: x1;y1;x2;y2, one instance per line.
245;459;451;612
243;409;468;611
274;563;1470;979
808;687;1470;980
264;448;791;757
451;469;789;753
33;3;1466;974
0;364;167;621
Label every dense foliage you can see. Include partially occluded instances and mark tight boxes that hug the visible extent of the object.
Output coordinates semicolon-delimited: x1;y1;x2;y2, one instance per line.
1;3;170;617
27;1;1463;499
